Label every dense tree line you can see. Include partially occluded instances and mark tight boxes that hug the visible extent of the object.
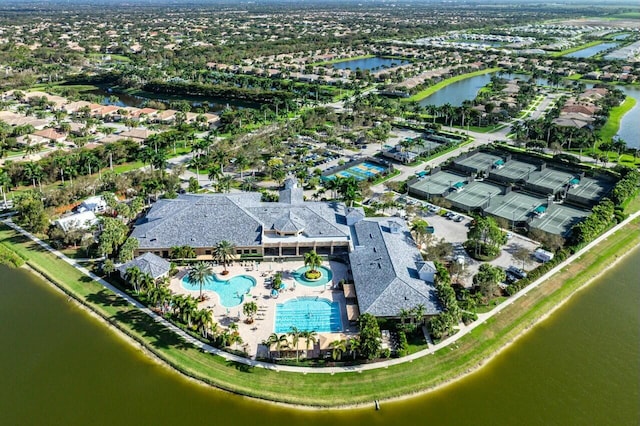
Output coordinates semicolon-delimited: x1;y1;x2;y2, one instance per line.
428;261;461;340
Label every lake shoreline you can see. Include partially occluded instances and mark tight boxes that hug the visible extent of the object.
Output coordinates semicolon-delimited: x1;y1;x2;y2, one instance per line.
8;219;637;410
2;212;638;409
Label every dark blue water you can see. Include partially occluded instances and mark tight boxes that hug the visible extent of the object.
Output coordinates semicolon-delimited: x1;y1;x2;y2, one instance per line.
565;42;619;58
333;57;409;71
617;86;640;149
419;73;549;107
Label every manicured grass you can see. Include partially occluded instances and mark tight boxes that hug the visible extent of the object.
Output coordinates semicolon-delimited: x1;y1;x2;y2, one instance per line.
405;68;501;102
611;12;640;19
474;296;508;314
598;96;637;142
88;53;131;62
112;161;144;174
550;40;603;57
2;209;639;407
370;169;401;185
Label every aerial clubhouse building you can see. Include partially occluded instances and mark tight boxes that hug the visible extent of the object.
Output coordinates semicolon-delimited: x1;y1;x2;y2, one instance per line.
130;178;442;318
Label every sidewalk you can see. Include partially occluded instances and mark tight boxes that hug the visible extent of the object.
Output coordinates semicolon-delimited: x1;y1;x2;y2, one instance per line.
3;209;639;374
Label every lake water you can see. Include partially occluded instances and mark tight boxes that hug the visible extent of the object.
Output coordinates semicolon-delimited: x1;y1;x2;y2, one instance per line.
617;86;640;149
612;33;630;40
1;246;638;425
85;87;257;111
564;42;619;59
332;57;409;71
419;73;549;107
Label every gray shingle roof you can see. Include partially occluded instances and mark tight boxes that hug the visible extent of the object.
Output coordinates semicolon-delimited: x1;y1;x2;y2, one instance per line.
349;218;442;317
130;194;351;249
117;252;170;279
131;194;262;248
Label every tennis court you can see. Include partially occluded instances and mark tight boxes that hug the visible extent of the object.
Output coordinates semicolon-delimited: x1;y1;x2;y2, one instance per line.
529;204;590;235
446;181;503;210
490;159;539;183
325;161;387;181
525;168;574;194
485;192;547;224
453;152;503;174
412;139;441;154
566;176;614;205
409;170;467;198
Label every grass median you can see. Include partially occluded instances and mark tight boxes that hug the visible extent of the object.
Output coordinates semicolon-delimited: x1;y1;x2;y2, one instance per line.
1;216;639;407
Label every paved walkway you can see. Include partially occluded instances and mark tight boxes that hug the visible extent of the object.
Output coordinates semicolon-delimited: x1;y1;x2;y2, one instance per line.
3;209;638;374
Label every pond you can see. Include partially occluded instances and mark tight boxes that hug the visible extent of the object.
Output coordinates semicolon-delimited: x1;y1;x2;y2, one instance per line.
612;33;630;40
616;86;640;149
564;42;619;59
1;246;638;424
419;72;549;107
85;87;258;112
332;57;410;71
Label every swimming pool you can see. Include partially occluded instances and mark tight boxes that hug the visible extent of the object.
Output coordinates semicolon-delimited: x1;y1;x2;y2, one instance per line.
274;297;343;333
292;265;333;287
182;274;256;307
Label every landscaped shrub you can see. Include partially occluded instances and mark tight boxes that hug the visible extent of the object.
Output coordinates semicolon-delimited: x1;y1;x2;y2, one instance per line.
396;330;409;357
461;311;478;325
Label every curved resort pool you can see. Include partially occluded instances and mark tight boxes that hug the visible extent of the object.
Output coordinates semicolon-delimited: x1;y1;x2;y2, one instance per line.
181;274;256;307
274;297;343;333
292;265;333;287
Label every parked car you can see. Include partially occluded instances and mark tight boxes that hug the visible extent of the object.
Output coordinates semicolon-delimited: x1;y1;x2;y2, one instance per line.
506;265;527;279
454;215;464;222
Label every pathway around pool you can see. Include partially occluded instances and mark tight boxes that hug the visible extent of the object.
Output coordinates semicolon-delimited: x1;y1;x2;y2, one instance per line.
169;260;352;357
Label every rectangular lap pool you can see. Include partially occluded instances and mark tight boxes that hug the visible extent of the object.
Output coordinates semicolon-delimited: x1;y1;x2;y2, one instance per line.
274;297;343;333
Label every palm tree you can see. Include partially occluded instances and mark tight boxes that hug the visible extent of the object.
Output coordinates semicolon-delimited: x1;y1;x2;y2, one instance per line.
0;170;10;208
139;273;155;294
147;285;172;314
288;326;301;362
125;266;143;294
242;301;258;323
180;296;198;327
411;219;430;248
215;240;236;274
264;333;280;359
194;308;213;337
300;330;318;359
276;333;289;358
303;250;322;274
187;261;213;300
347;337;360;360
330;339;347;361
412;304;426;327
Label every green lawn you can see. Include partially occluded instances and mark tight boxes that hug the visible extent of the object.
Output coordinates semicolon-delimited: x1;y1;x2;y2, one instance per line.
405;68;501;102
88;53;131;62
112;161;144;174
2;209;639;407
599;96;637;142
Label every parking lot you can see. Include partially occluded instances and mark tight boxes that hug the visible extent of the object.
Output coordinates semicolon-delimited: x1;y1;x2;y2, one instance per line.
405;196;541;287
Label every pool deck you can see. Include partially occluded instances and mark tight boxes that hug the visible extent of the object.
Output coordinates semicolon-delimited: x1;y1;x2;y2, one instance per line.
169;260;352;357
